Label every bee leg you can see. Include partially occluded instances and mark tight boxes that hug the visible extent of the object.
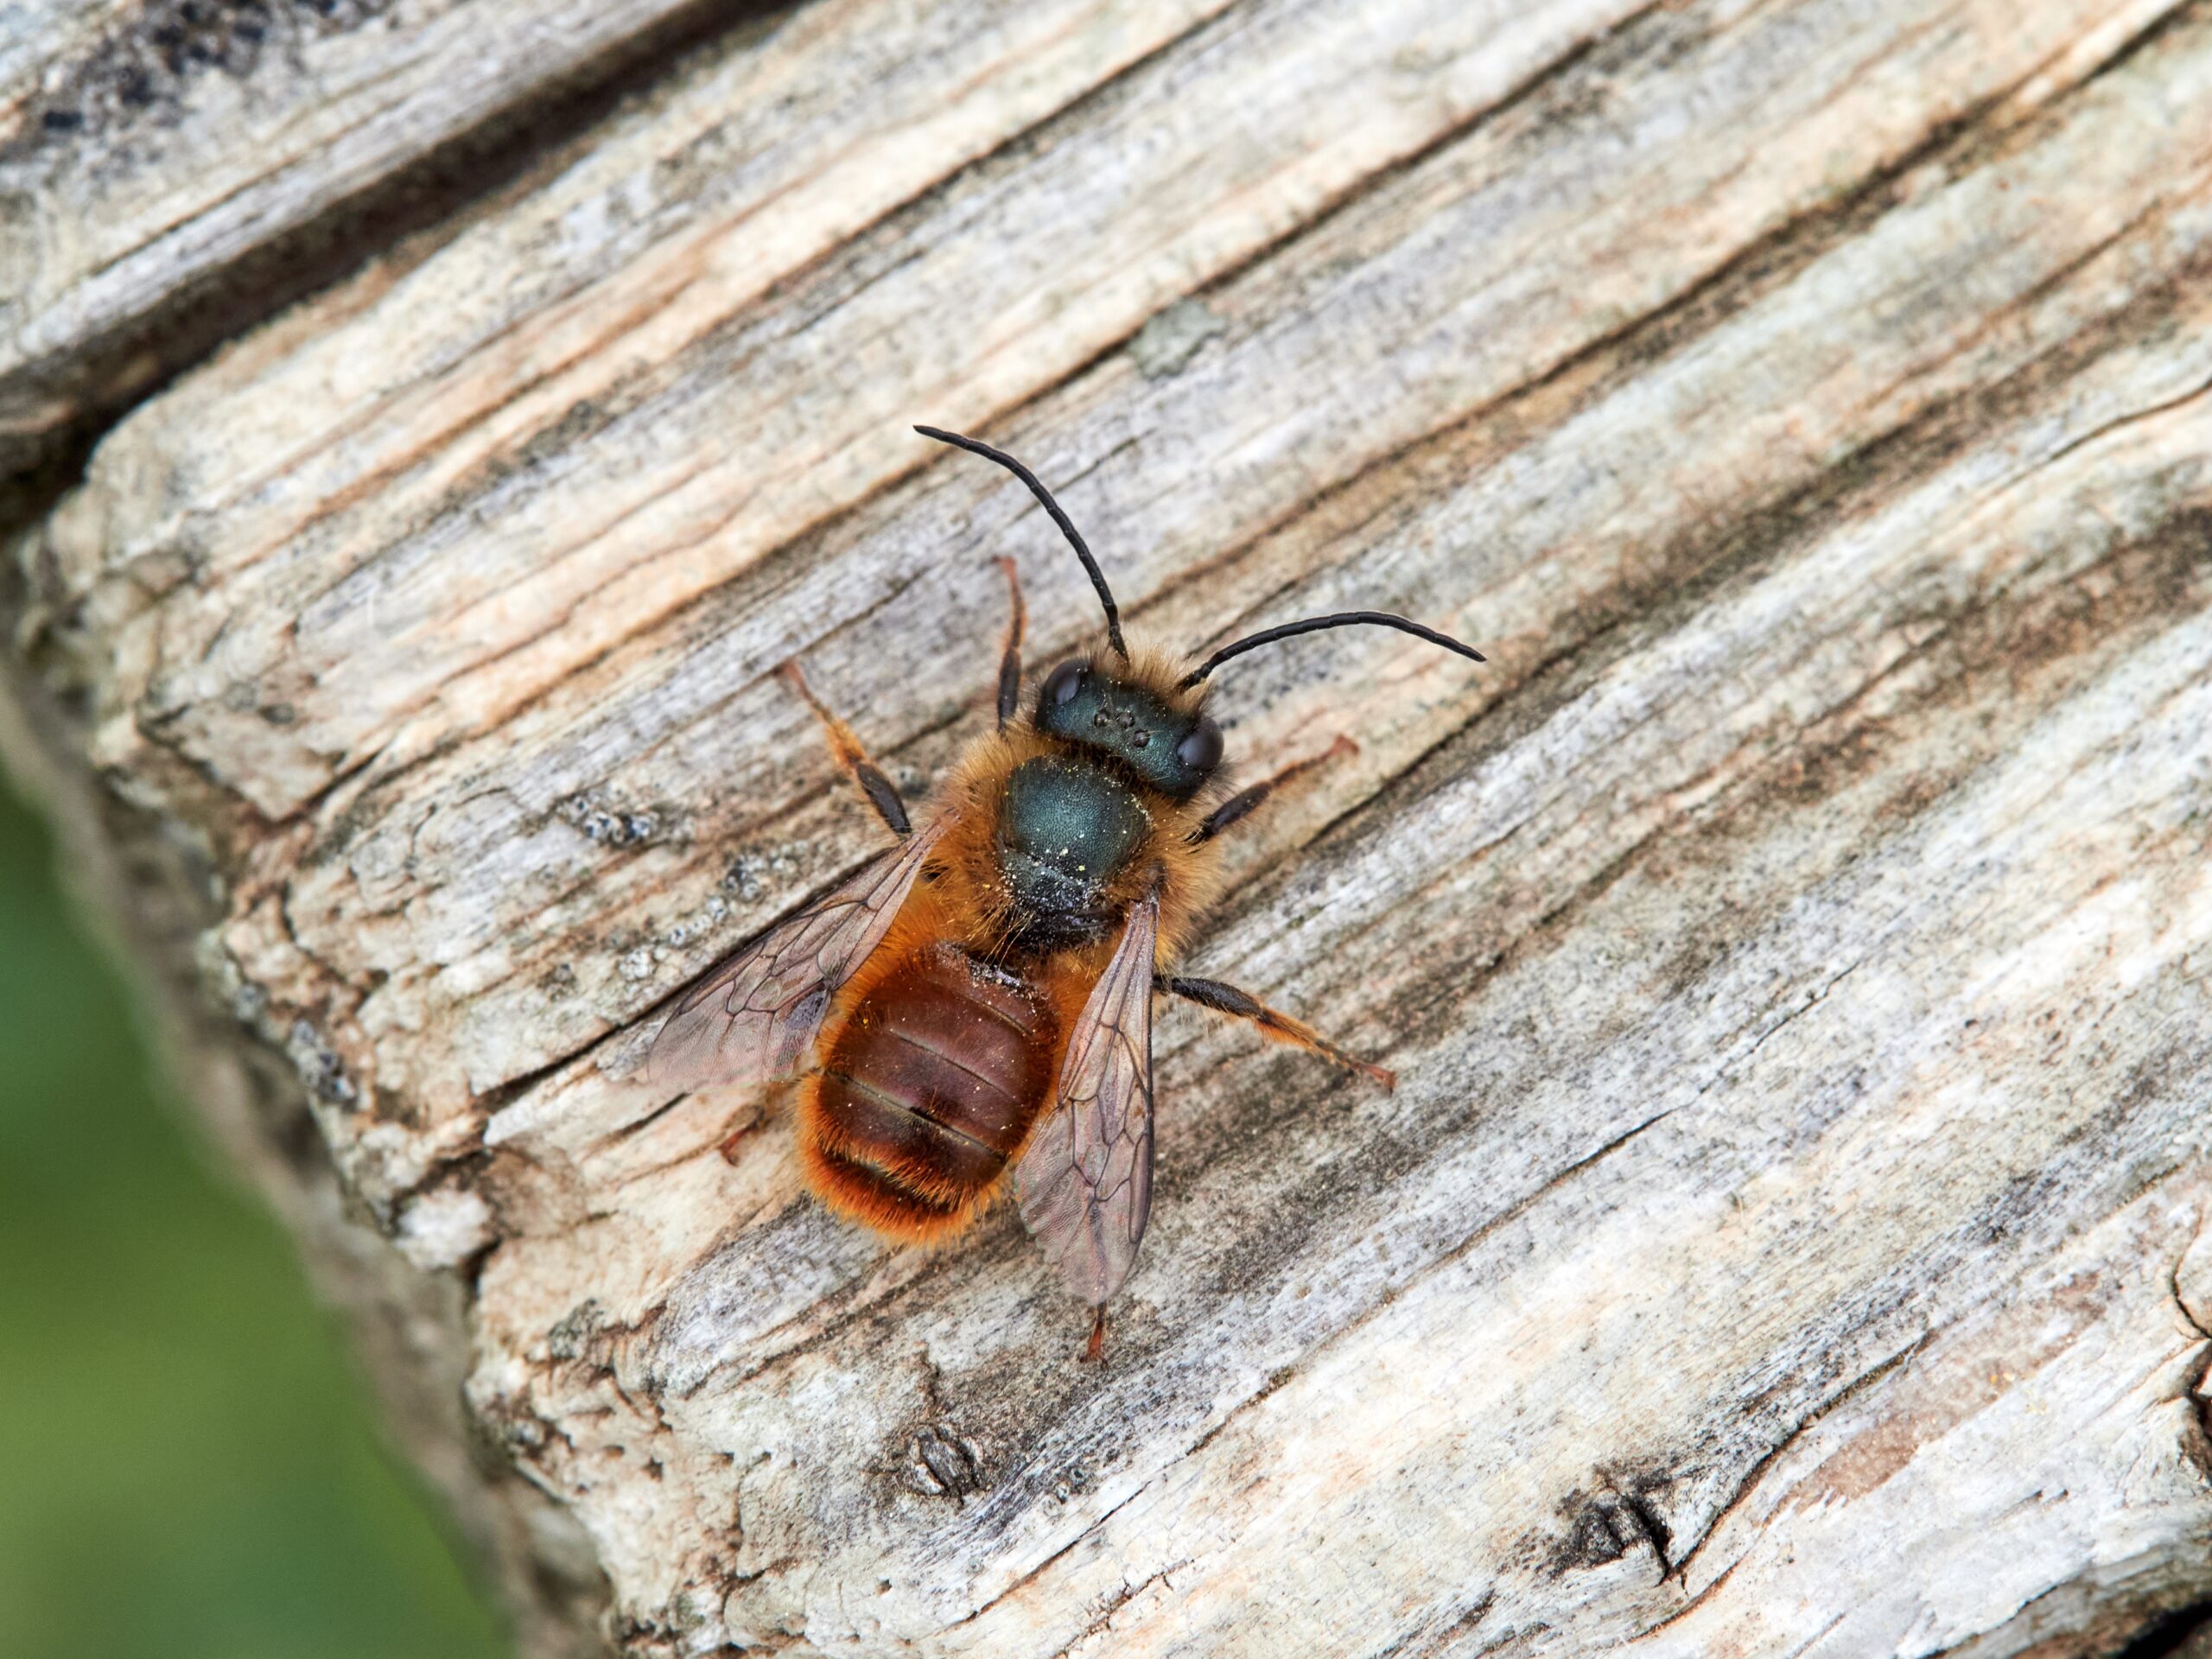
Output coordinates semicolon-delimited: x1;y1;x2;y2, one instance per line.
994;556;1027;728
779;661;912;837
716;1081;796;1163
715;1117;763;1163
1190;735;1357;842
1159;975;1395;1090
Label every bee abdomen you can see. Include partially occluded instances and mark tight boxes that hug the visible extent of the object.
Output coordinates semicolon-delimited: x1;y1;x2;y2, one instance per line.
806;945;1057;1237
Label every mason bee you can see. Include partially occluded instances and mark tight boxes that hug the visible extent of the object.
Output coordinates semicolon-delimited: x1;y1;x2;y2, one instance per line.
649;426;1483;1354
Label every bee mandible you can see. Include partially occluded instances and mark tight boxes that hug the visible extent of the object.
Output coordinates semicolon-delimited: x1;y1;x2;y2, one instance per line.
648;425;1484;1355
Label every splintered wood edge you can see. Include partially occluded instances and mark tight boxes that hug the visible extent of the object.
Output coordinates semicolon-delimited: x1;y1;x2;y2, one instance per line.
8;0;2212;1654
0;0;800;456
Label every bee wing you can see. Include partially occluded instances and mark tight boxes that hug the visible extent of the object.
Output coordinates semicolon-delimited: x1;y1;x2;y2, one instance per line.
1015;891;1159;1307
645;818;947;1090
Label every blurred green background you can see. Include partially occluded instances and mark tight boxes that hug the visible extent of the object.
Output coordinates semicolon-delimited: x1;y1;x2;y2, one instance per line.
0;771;508;1659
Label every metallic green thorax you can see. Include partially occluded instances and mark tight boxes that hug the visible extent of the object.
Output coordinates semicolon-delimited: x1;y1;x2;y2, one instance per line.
995;758;1151;947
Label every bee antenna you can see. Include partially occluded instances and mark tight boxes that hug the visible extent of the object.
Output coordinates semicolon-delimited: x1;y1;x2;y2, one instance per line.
1179;611;1485;690
915;425;1128;660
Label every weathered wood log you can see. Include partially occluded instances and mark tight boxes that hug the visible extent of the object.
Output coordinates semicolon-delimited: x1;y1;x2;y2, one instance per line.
8;0;2212;1652
0;0;799;467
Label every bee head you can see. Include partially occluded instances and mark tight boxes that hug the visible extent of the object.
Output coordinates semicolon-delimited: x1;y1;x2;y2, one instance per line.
1033;657;1221;799
912;425;1484;776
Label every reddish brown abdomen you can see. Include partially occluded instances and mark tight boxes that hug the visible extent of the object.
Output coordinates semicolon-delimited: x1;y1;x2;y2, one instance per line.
803;944;1058;1239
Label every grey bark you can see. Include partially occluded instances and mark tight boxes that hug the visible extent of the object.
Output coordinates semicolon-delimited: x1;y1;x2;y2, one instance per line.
6;0;2212;1653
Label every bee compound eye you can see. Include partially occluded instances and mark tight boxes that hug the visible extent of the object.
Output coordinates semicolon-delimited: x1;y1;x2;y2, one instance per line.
1175;717;1224;773
1041;659;1088;708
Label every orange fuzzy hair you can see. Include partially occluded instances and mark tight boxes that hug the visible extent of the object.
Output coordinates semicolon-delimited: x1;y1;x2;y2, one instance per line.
792;635;1233;1245
925;637;1230;967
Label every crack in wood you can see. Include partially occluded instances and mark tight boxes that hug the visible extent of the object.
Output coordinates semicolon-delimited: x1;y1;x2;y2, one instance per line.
15;0;2212;1651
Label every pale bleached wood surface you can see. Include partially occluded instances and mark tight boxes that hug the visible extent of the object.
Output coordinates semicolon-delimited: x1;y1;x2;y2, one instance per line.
0;0;800;461
9;0;2212;1653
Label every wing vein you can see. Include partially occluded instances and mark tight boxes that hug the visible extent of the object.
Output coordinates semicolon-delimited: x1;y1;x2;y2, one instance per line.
1015;892;1160;1306
645;819;947;1091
